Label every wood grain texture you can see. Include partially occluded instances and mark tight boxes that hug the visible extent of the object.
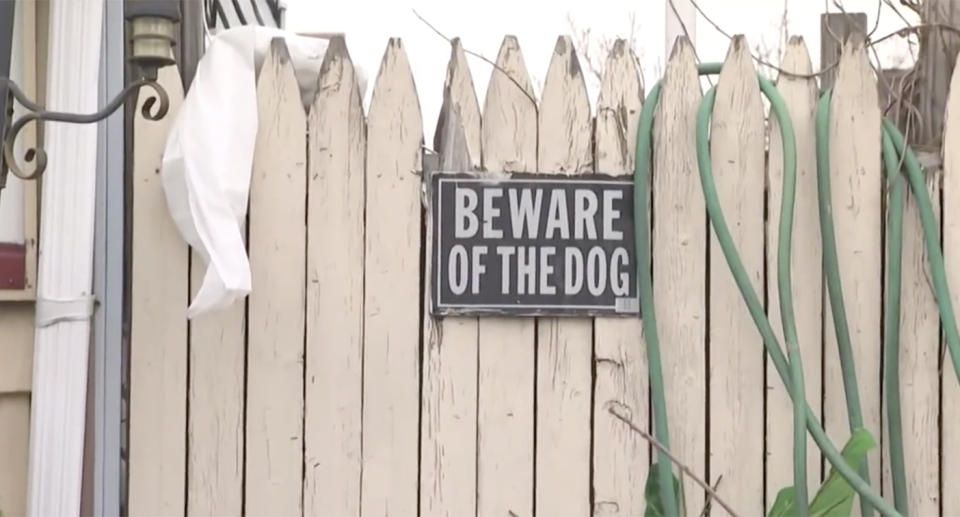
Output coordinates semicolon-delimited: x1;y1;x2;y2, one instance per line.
244;39;306;516
128;63;188;517
652;37;706;515
362;38;424;517
0;303;33;393
708;36;765;515
477;35;537;517
881;178;940;515
765;37;823;503
823;40;882;513
536;35;593;517
941;49;960;517
420;39;480;517
187;254;245;517
304;36;365;517
0;395;30;517
592;39;648;517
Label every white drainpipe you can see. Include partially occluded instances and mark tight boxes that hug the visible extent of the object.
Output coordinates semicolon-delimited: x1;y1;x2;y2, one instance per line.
26;0;105;515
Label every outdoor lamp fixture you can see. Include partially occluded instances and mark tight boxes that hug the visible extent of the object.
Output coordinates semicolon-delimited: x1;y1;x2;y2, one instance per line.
0;0;181;205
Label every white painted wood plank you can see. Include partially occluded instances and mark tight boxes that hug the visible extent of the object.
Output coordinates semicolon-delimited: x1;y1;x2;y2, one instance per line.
0;303;33;393
536;35;593;517
765;36;823;503
128;64;188;517
477;35;537;517
941;50;960;517
652;37;706;516
244;39;306;516
823;39;882;516
420;39;480;517
187;254;245;516
708;36;765;515
0;395;30;517
880;177;940;515
362;38;424;517
303;36;365;517
592;39;648;517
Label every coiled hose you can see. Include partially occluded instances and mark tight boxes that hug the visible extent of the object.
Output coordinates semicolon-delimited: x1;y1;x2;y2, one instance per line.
634;61;960;517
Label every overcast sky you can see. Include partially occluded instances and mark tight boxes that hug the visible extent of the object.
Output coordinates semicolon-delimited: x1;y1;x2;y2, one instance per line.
282;0;917;146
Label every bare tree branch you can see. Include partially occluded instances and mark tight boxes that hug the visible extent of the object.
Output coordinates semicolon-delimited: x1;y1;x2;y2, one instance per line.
607;402;741;517
411;9;538;111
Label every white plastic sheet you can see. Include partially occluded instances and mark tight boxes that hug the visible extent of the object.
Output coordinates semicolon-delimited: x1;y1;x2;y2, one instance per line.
161;26;365;318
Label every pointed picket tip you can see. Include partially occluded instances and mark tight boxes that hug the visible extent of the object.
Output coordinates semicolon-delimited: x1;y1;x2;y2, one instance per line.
434;37;481;168
539;35;592;174
668;36;696;62
481;35;537;174
780;36;814;76
716;34;761;101
596;39;642;173
663;37;699;90
310;35;360;111
484;35;537;105
834;36;877;102
369;38;422;119
257;37;306;123
258;37;294;84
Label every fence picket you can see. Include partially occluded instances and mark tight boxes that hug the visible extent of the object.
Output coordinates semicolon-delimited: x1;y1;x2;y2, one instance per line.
362;38;424;517
303;36;365;517
420;39;481;517
765;37;823;503
535;35;593;517
709;36;765;515
187;254;245;516
244;39;306;515
128;63;188;516
477;35;537;517
653;37;707;515
592;38;647;517
941;52;960;517
823;39;882;516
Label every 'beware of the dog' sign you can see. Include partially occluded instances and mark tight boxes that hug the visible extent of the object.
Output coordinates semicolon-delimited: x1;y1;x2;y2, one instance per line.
430;172;640;317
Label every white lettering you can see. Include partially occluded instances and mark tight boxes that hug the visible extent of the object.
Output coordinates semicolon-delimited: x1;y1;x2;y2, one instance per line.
497;246;516;294
540;247;556;295
455;187;479;238
482;188;503;238
565;247;584;295
449;245;469;295
587;247;607;296
545;189;570;239
509;188;542;238
471;246;487;294
574;189;598;239
517;246;536;295
610;247;629;296
603;190;623;240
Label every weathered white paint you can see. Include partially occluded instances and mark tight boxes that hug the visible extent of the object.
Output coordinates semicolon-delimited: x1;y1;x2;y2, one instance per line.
536;35;593;517
766;37;823;502
823;40;882;515
187;254;245;516
477;35;537;517
362;38;424;517
941;50;960;517
652;37;706;516
880;178;940;515
709;36;765;515
303;36;365;517
592;39;648;517
128;63;188;516
244;39;306;516
420;39;480;517
0;395;30;517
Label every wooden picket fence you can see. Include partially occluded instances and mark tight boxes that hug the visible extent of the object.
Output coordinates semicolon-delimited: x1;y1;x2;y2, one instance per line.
127;32;960;516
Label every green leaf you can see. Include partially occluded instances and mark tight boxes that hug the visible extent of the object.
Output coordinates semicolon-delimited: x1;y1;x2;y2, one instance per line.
768;486;797;517
809;428;877;517
644;462;684;517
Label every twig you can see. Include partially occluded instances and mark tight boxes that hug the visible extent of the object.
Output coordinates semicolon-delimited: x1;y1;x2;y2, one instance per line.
868;0;883;39
698;475;725;517
869;22;960;47
411;9;538;110
607;402;741;517
666;0;713;87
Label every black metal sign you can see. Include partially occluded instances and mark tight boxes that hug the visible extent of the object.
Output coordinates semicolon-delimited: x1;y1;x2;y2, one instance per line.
430;172;640;317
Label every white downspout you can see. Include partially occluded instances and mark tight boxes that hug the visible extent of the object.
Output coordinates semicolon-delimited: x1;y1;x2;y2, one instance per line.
665;0;697;54
26;0;105;515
